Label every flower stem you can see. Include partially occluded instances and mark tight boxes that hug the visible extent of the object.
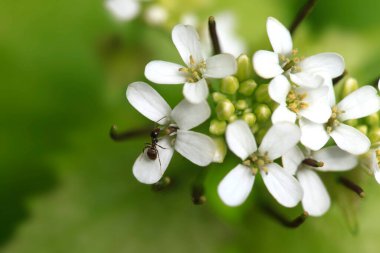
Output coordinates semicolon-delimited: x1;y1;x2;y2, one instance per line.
289;0;318;35
333;69;347;85
338;176;365;198
109;125;151;141
208;16;221;55
191;167;209;205
262;204;309;228
369;75;380;88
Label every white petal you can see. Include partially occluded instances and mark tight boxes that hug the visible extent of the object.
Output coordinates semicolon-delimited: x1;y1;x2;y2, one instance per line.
299;118;329;151
268;75;291;104
126;82;171;124
259;123;301;160
370;150;380;184
282;146;305;175
320;74;336;106
174;130;215;166
204;53;237;78
253;50;283;79
337;86;380;121
182;79;209;104
261;163;303;208
226;120;257;160
312;146;358;171
105;0;140;21
217;164;255;206
289;72;323;88
297;169;330;217
378;79;380;91
132;137;174;184
171;99;210;130
298;86;332;123
266;17;293;55
271;105;297;124
144;61;187;84
172;24;203;66
299;53;345;78
330;123;371;155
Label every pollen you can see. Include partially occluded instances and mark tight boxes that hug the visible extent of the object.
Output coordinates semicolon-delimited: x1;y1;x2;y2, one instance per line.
286;89;309;113
326;106;344;133
178;55;206;83
243;152;272;174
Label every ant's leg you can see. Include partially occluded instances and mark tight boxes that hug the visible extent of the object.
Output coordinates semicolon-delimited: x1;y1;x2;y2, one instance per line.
156;144;167;149
157;151;162;174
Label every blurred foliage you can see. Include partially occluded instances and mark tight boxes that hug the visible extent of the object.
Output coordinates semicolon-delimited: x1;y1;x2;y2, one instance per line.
0;0;379;252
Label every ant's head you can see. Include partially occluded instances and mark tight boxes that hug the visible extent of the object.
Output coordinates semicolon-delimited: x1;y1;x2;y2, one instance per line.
150;128;160;138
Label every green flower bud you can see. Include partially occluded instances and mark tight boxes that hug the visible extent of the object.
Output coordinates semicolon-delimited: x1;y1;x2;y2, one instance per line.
216;99;235;120
365;113;379;127
251;124;259;134
345;119;358;127
228;114;238;123
212;92;227;103
235;99;248;110
255;128;268;144
356;125;368;135
212;137;227;163
369;128;380;143
254;104;271;122
254;83;271;103
342;77;359;97
236;54;253;81
238;79;257;96
209;119;227;135
242;112;256;126
221;76;239;95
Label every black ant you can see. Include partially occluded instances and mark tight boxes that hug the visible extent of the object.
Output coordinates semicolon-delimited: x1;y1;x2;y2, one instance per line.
143;127;165;161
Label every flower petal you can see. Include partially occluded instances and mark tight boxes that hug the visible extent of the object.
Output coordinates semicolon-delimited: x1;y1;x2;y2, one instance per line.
182;79;209;104
171;99;210;130
312;146;358;171
172;24;203;66
144;61;187;84
282;146;305;175
370;150;380;184
337;86;380;121
289;72;323;88
126;82;171;124
299;53;345;78
320;74;336;106
204;53;237;78
330;123;371;155
266;17;293;55
253;50;283;79
268;75;291;104
105;0;140;21
226;120;257;160
217;164;255;206
297;168;330;217
261;163;303;208
299;86;332;123
259;122;301;160
299;118;329;151
132;137;174;184
271;105;297;124
174;130;215;166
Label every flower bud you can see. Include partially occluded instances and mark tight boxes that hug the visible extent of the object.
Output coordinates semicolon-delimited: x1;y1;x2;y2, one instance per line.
251;124;259;134
212;92;227;103
345;119;358;127
369;128;380;143
209;119;227;135
254;104;271;122
238;79;257;96
221;76;239;94
365;113;379;127
235;99;248;110
255;128;268;144
236;54;253;81
242;112;256;126
342;77;359;97
254;83;271;103
356;125;368;135
212;137;227;163
228;114;238;123
216;99;235;120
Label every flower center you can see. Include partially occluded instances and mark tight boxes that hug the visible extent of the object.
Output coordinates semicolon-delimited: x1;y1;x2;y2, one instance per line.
286;89;308;113
243;152;273;175
279;49;302;73
326;106;344;133
178;55;206;83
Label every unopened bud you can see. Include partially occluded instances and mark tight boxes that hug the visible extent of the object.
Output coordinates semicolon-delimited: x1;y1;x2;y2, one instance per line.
356;125;368;135
212;137;227;163
228;114;238;123
212;92;227;103
255;128;268;144
236;54;253;81
255;83;271;103
242;112;256;126
238;79;257;96
345;119;358;127
251;124;259;134
302;158;324;167
216;99;235;120
365;113;379;127
221;76;239;94
255;104;271;122
209;119;227;135
369;128;380;143
235;99;248;110
342;77;359;97
151;176;171;191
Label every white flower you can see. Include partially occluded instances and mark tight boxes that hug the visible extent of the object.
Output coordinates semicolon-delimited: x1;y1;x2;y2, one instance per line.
282;146;358;216
145;24;237;104
105;0;140;22
144;4;168;26
370;148;380;183
300;86;380;155
253;17;345;102
217;120;302;207
126;82;215;184
269;75;331;124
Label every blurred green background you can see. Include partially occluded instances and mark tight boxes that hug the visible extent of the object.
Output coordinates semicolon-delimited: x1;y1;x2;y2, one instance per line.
0;0;379;252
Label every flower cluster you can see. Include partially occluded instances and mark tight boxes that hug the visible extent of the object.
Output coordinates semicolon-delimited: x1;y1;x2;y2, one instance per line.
120;16;380;218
